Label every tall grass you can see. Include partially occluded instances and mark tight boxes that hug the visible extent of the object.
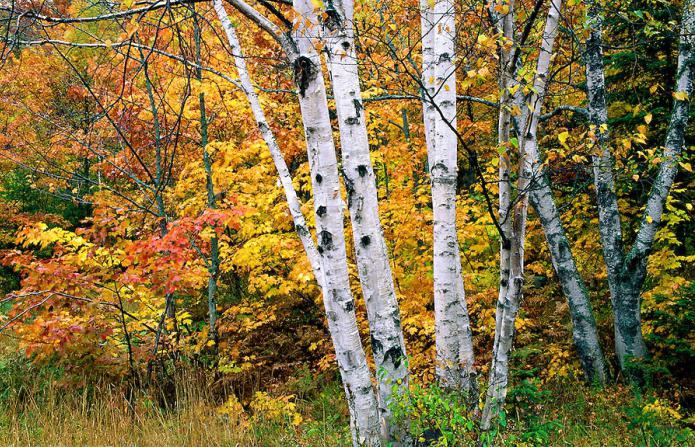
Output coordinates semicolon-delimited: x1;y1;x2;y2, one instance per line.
0;348;692;447
0;364;350;447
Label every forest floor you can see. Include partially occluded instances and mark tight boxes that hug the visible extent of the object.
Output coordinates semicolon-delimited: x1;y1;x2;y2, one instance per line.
1;362;693;447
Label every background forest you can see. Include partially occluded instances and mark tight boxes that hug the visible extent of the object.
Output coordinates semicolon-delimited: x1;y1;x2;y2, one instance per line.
0;0;693;445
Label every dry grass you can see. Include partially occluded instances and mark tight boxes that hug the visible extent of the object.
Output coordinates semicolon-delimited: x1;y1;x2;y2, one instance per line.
0;370;349;447
1;361;692;447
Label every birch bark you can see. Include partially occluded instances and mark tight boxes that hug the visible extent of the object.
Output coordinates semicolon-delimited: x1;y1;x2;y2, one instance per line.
420;0;477;395
214;1;322;285
482;0;563;429
321;0;409;442
585;0;694;370
489;0;516;359
216;2;380;444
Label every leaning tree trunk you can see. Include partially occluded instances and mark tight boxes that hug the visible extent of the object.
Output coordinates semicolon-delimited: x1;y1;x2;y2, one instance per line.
518;0;608;384
216;2;380;445
292;0;381;444
482;0;564;430
585;0;695;371
489;0;607;385
508;0;609;384
214;0;323;286
321;0;409;442
528;177;607;383
420;0;477;395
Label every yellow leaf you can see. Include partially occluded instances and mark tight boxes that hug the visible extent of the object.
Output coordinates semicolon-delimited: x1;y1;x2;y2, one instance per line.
646;215;653;224
673;91;689;101
644;113;652;124
558;131;570;146
632;174;639;181
686;203;693;211
679;162;693;172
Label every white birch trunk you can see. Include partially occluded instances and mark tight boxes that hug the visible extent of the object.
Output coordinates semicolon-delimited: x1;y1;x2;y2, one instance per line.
320;1;409;442
292;0;381;444
490;0;516;360
216;2;381;445
482;0;563;429
421;0;477;394
214;0;323;287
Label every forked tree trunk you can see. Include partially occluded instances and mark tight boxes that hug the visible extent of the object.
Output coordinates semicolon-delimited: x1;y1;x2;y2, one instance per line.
420;0;477;395
320;0;409;442
585;0;694;371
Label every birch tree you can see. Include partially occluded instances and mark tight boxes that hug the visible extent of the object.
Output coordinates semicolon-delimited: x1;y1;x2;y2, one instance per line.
319;0;409;441
585;0;695;372
216;1;382;444
482;0;564;429
487;0;608;384
420;0;477;395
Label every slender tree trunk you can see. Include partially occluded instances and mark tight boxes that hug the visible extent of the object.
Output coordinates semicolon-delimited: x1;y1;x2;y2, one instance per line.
321;1;409;442
214;1;323;286
490;0;607;385
191;7;220;343
140;46;177;340
482;0;563;430
420;0;477;394
490;0;516;360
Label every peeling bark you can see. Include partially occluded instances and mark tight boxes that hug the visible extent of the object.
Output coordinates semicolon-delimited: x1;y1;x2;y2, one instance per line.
216;2;380;444
420;0;477;395
321;0;409;443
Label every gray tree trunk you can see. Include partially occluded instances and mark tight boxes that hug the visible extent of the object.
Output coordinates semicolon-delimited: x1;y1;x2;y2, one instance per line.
585;0;694;371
